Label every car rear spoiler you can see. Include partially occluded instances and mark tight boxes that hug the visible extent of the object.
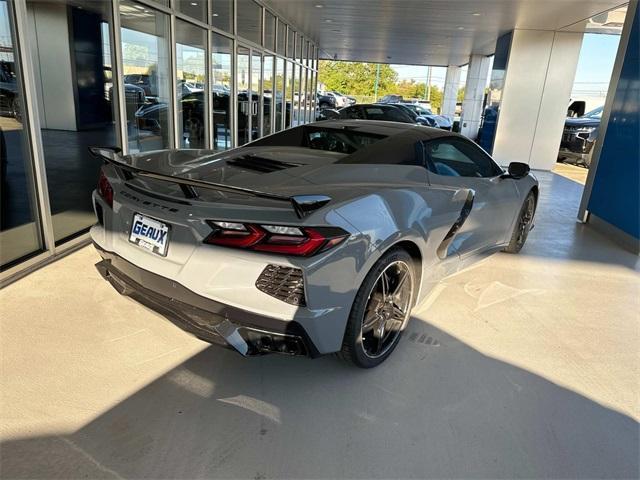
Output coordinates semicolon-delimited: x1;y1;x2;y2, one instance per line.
88;146;331;219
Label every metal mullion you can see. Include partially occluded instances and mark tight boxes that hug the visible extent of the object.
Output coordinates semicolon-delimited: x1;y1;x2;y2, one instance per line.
111;0;128;154
270;56;275;134
173;10;211;30
11;0;55;255
134;0;172;15
258;52;264;138
232;0;238;147
170;13;178;148
206;28;213;149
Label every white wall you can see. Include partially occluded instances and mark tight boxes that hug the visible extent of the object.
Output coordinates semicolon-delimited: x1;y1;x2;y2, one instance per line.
461;54;491;139
441;65;460;118
492;29;583;170
27;2;76;131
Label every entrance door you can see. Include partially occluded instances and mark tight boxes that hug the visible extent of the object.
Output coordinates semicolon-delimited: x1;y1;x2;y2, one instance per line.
251;51;262;140
236;45;250;146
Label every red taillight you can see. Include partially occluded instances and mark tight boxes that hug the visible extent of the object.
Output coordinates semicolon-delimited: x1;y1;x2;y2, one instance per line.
98;171;113;208
204;222;348;257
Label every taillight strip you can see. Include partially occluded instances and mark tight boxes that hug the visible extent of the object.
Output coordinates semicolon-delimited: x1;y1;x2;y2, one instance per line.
204;222;348;257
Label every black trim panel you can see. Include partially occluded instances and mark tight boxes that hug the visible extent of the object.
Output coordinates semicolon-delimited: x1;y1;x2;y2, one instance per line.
93;243;320;357
436;190;475;259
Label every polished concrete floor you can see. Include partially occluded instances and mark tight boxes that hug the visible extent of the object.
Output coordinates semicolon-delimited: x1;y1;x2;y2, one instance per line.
1;171;638;479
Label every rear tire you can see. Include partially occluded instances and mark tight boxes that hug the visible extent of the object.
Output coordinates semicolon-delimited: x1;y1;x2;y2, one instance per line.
338;248;415;368
504;191;536;254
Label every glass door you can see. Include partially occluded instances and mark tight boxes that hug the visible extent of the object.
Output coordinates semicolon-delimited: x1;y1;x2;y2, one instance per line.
251;52;261;140
236;45;250;145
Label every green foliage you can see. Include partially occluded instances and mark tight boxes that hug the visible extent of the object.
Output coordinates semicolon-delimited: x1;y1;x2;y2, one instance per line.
318;61;397;96
318;61;451;111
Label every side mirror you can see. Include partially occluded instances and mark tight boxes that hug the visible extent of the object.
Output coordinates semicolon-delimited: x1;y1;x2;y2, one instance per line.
502;162;530;180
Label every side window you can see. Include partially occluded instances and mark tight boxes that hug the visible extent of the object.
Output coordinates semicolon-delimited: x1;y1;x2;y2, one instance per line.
341;106;363;119
385;107;412;123
424;138;502;178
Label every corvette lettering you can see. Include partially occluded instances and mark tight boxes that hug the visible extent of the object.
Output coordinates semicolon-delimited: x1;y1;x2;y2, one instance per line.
120;190;179;213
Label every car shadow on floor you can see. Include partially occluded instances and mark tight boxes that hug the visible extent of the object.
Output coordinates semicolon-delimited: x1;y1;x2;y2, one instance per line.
2;318;638;479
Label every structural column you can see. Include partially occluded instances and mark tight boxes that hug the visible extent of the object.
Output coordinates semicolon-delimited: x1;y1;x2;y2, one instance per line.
460;55;491;139
491;29;583;170
579;1;639;252
441;65;460;118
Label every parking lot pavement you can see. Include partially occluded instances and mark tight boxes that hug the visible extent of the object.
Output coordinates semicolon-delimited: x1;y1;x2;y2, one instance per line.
1;171;638;479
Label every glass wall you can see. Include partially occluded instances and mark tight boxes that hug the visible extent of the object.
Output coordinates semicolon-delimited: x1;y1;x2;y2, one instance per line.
237;0;261;45
274;57;284;131
237;45;250;145
212;33;232;150
1;0;319;280
0;0;43;269
120;0;172;152
26;0;118;244
251;52;261;139
263;55;274;135
176;20;206;149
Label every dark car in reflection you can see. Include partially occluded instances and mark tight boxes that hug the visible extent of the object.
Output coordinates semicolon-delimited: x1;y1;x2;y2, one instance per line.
558;106;603;168
0;62;20;121
135;90;214;149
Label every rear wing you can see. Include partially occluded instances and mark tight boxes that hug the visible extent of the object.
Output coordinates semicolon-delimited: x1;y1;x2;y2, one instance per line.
88;146;330;219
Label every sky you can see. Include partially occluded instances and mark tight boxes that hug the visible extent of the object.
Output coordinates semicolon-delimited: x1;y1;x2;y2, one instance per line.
390;33;620;95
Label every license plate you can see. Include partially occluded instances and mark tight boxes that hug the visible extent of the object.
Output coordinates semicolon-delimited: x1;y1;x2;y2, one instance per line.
129;213;170;256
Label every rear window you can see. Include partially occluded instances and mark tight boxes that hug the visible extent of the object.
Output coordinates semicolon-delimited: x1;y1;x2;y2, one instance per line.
251;125;387;154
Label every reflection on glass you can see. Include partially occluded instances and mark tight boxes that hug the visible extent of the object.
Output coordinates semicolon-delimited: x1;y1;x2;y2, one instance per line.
212;33;232;150
120;0;171;153
263;55;273;135
251;53;261;139
287;29;295;58
274;57;284;132
25;0;118;243
0;0;43;268
237;0;262;46
264;11;276;51
285;61;293;128
175;0;206;22
211;0;233;33
237;46;250;145
276;21;286;56
176;20;206;149
299;66;306;125
292;64;301;126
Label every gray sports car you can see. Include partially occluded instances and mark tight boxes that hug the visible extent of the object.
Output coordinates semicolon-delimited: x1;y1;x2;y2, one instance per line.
90;120;538;368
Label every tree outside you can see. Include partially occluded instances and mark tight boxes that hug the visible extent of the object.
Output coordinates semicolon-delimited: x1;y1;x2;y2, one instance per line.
318;60;465;113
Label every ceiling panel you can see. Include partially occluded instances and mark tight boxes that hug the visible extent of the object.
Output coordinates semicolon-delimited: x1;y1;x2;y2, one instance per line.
264;0;627;65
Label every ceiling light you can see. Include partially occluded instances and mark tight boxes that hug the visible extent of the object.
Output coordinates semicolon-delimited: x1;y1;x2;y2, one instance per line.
315;4;323;7
190;1;198;5
457;26;464;30
325;19;333;23
212;12;219;16
472;12;481;16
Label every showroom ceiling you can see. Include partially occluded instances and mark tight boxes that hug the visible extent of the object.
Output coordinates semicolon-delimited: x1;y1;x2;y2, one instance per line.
264;0;628;65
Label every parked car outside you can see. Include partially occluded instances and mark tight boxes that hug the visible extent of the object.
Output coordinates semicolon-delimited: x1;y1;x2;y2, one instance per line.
558;106;603;167
319;104;431;126
90;120;537;367
378;94;404;104
317;92;337;110
397;103;453;130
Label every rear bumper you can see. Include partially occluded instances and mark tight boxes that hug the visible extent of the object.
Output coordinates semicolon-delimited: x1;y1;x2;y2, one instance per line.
94;243;321;357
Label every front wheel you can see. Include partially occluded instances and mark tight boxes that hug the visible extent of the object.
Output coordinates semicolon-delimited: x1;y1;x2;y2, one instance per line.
504;191;536;254
339;248;415;368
